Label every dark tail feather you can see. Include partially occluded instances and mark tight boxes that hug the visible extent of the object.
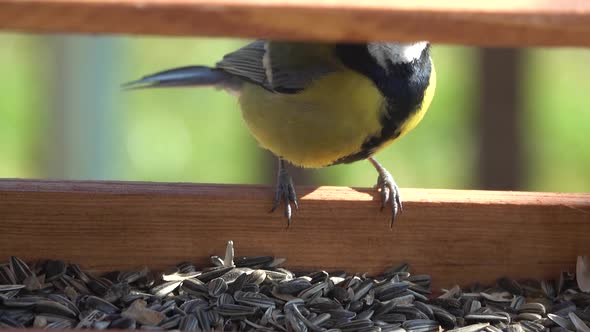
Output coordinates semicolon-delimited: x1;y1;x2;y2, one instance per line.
122;66;234;90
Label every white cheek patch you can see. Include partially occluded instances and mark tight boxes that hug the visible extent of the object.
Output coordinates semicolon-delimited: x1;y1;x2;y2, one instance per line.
368;42;428;69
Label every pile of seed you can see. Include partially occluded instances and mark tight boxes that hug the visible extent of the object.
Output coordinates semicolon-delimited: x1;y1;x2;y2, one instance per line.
1;242;589;332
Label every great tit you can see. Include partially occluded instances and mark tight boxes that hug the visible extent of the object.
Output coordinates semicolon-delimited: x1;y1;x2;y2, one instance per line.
124;41;436;226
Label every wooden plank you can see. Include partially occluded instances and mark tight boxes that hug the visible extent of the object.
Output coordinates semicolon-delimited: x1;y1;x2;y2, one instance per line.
1;179;589;290
1;1;590;47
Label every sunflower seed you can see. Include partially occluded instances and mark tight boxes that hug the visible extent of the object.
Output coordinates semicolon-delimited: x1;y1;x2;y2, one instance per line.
577;256;590;293
378;313;408;323
0;284;25;292
0;316;25;328
480;292;513;303
217;267;247;283
245;269;267;285
179;314;198;332
242;282;260;293
357;309;375;321
80;295;120;314
158;314;182;329
1;242;587;332
542;280;556;299
465;314;510;323
235;256;274;268
150;280;181;298
352;280;375;302
569;312;590;332
484;325;503;332
87;277;110;295
547;313;575;330
9;256;34;284
506;324;525;332
279;278;312;295
0;264;17;284
520;320;545;332
381;325;407;332
439;285;462;299
551;301;577;316
234;290;276;309
207;278;227;297
2;296;40;308
467;299;483;313
109;317;136;329
447;323;490;332
265;269;293;282
217;304;258;317
44;260;66;282
517;313;543;321
76;309;106;328
337;318;374;331
196;266;233;283
35;300;77;318
402;319;440;332
45;319;73;329
34;314;76;327
498;277;523;296
299;281;331;301
375;282;410;298
432;306;456;329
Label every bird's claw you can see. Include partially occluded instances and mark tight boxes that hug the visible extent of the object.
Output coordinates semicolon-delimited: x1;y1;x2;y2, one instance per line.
375;171;403;227
371;159;403;227
270;160;298;226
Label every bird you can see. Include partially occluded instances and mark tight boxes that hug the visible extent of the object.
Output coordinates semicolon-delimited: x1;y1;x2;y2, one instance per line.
123;41;436;227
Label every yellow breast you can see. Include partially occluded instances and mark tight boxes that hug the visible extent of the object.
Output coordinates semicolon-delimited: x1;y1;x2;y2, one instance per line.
238;62;436;168
239;70;384;168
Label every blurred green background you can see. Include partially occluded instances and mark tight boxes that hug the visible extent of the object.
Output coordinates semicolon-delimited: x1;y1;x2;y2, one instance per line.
0;33;588;192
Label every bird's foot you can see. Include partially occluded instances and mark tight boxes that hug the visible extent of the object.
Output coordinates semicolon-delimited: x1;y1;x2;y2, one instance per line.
270;159;298;226
369;157;403;227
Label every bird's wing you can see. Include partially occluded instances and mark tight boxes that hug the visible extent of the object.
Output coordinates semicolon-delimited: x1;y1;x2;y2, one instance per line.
216;41;339;93
216;40;269;88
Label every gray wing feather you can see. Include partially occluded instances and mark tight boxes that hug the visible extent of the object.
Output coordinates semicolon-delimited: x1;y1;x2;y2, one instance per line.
216;40;335;92
216;40;270;89
271;66;331;91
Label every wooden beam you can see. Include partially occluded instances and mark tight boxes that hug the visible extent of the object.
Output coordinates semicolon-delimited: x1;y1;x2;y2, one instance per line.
1;179;589;290
1;1;590;46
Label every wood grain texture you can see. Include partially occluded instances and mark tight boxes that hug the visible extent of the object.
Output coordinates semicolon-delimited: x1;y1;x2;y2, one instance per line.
1;179;590;291
1;0;590;46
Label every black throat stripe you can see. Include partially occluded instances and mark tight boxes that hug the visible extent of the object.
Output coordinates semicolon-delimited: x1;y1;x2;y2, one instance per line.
331;44;432;165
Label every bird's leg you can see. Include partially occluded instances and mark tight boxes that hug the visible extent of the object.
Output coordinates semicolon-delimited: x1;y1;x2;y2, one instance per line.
270;158;298;225
368;157;403;227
